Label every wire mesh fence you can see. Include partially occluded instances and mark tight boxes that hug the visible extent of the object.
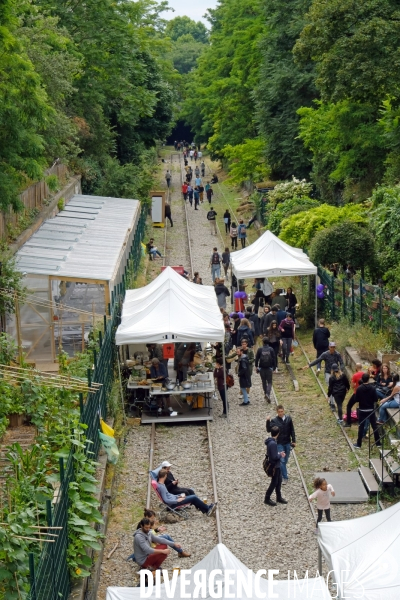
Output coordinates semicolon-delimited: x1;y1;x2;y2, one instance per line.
27;205;146;599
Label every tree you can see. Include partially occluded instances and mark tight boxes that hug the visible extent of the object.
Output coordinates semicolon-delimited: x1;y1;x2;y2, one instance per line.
255;0;317;180
309;221;375;277
294;0;400;105
279;203;366;248
267;196;320;235
165;16;208;44
168;34;206;75
223;138;270;185
181;0;264;153
370;185;400;287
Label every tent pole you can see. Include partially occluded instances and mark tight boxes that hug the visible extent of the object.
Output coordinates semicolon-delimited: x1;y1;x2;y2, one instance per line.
315;274;318;328
117;351;127;425
318;545;322;574
222;342;228;421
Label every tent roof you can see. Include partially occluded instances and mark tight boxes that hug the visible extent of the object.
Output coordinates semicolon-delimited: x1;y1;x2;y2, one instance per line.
115;267;225;345
106;543;330;600
15;195;140;283
230;230;317;279
319;501;400;599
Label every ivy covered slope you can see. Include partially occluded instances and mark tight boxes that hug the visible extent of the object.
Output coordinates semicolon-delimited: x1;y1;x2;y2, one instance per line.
0;0;178;211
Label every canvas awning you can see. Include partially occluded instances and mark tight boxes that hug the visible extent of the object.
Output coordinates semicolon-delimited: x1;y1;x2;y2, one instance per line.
106;543;331;599
230;230;317;279
115;266;225;345
318;501;400;600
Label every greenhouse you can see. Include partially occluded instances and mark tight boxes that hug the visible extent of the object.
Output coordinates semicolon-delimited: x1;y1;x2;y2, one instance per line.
8;195;142;366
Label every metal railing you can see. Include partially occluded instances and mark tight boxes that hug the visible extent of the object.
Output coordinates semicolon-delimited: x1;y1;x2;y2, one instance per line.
27;205;146;599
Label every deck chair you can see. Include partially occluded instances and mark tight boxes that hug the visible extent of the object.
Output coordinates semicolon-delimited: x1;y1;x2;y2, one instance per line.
151;480;191;520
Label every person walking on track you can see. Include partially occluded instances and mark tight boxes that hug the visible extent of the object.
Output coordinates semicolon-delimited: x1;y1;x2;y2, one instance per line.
223;209;231;234
230;222;238;249
207;207;217;235
165;170;171;188
201;161;206;177
312;318;330;373
165;202;173;227
255;338;276;402
278;313;295;364
327;363;350;423
266;405;296;485
210;247;222;282
206;183;214;204
237;219;247;248
182;181;188;201
264;426;287;506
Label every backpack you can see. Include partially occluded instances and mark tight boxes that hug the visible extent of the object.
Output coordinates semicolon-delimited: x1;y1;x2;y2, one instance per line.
207;211;215;220
259;347;273;369
226;373;234;388
262;454;275;478
212;252;220;264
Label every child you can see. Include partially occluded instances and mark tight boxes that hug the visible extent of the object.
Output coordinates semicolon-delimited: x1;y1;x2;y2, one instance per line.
308;477;335;534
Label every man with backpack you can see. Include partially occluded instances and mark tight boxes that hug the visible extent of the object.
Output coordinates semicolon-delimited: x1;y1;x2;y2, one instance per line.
264;426;288;505
209;247;222;282
236;347;251;406
255;338;277;402
207;207;217;235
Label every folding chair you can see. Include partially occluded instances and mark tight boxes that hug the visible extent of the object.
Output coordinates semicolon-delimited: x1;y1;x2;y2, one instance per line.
151;480;191;520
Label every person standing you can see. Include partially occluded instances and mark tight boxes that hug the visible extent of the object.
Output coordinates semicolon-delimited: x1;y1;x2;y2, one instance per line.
237;317;255;348
312;319;330;374
206;184;214;204
210;247;222;282
266;321;281;371
214;358;228;417
304;342;344;385
279;313;295;364
194;187;200;210
230;222;238;249
182;181;188;201
266;405;296;485
207;207;218;235
165;202;173;227
187;184;193;206
201;160;206;177
261;305;277;335
347;373;381;449
285;287;297;318
222;247;230;279
237;219;247;248
264;426;287;506
223;210;231;234
255;338;276;401
165;170;172;188
214;278;230;309
309;478;335;534
198;183;204;203
189;149;194;161
236;347;251;406
327;364;350;422
195;165;200;178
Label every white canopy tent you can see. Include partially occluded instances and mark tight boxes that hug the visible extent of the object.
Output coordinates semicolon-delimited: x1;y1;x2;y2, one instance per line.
230;230;317;279
318;501;400;600
106;543;331;600
115;267;225;345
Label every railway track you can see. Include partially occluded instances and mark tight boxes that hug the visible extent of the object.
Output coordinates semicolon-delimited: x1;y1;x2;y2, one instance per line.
146;151;222;545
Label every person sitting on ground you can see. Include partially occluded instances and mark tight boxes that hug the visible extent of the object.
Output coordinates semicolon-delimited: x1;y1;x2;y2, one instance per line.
156;469;217;516
210;173;218;184
146;238;162;260
135;509;191;559
161;461;195;496
133;518;175;573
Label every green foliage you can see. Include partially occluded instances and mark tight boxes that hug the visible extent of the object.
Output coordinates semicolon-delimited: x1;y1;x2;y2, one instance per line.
57;197;65;211
181;0;264;154
267;178;314;206
165;16;208;44
370;185;400;289
267;196;320;235
330;317;394;358
298;100;386;202
223;138;270;184
167;34;206;75
279;203;366;248
294;0;400;105
309;222;376;275
255;0;316;180
0;255;26;316
45;175;59;192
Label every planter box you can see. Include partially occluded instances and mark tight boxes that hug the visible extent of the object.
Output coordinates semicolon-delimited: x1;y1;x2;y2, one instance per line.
377;351;400;364
7;413;25;428
389;361;400;376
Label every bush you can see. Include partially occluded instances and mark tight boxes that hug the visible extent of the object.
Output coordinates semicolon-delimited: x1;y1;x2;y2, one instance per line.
330;318;393;359
267;178;313;206
268;196;320;235
46;174;59;192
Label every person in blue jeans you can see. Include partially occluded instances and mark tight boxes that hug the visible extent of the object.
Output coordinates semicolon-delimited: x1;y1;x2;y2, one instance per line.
266;404;296;484
377;374;400;424
157;470;217;516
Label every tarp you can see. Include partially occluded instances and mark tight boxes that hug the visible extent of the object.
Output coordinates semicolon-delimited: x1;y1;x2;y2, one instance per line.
115;266;225;345
230;230;317;279
319;501;400;599
106;543;331;600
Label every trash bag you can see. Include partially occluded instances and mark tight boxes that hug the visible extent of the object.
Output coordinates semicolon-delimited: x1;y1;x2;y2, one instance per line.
100;418;115;438
99;430;119;464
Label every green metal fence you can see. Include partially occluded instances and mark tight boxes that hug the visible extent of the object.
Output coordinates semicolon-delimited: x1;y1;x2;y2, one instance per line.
28;205;146;600
317;265;400;341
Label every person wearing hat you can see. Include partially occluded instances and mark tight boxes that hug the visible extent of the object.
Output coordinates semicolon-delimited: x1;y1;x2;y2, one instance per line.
162;461;195;496
303;342;344;385
327;364;350;422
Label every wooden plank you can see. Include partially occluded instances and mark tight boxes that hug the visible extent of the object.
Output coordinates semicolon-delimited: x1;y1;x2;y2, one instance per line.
369;458;393;484
358;466;379;494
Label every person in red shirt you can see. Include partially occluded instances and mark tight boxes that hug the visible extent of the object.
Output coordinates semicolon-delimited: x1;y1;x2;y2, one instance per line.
182;181;188;201
343;363;364;428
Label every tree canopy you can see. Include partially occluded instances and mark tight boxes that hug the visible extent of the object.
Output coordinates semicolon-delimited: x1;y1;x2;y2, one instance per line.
165;16;208;43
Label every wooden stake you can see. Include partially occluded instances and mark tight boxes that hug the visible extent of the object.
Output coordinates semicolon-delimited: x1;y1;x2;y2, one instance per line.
107;542;119;559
